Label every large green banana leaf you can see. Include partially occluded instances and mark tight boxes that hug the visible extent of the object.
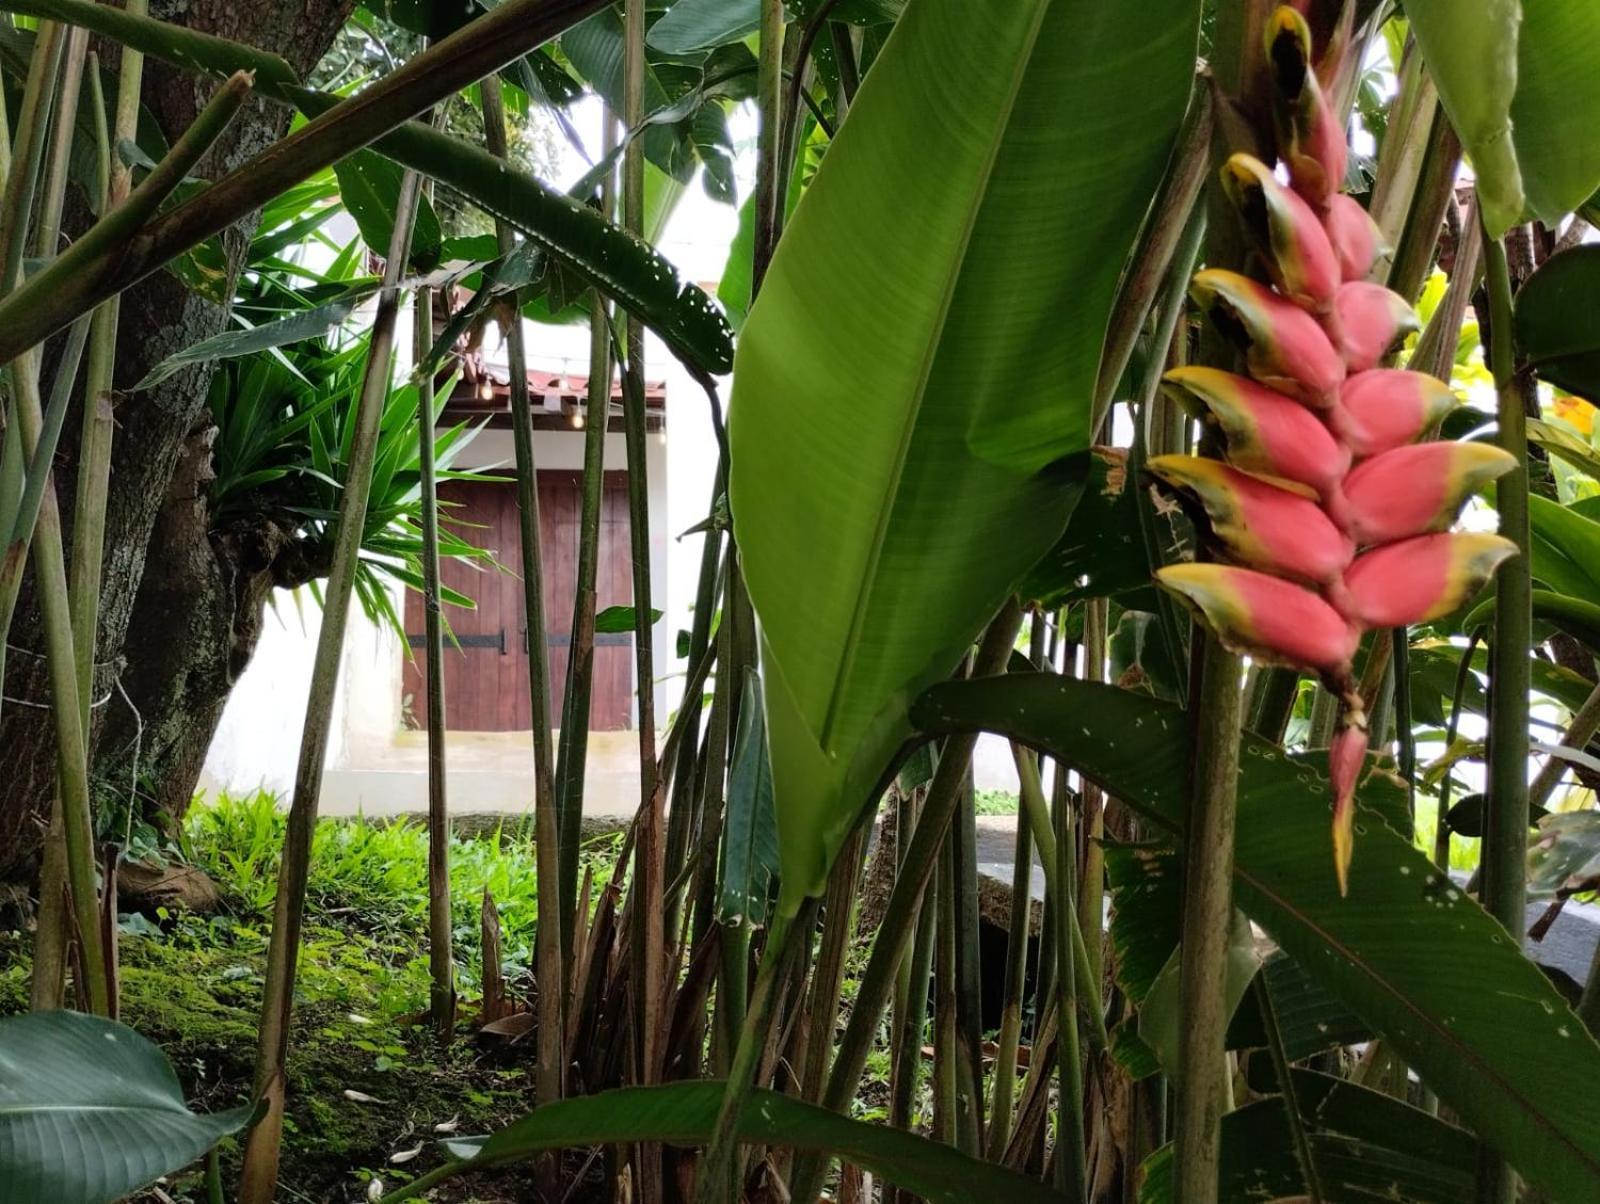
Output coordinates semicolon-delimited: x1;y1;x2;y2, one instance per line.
1406;0;1600;237
912;674;1600;1201
0;1011;251;1203
729;0;1201;913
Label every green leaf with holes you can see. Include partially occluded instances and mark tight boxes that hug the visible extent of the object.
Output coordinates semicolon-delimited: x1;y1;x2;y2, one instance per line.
912;674;1600;1201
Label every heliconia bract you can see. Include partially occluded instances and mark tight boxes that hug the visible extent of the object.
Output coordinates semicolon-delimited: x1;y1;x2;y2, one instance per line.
1153;4;1518;895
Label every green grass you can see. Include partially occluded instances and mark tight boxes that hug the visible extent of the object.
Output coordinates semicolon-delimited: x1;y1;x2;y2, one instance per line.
3;790;621;1202
180;789;618;985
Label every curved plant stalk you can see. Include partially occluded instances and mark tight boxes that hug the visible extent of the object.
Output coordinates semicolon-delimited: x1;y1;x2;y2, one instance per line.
238;164;427;1204
1477;219;1532;1204
413;221;454;1040
478;75;563;1121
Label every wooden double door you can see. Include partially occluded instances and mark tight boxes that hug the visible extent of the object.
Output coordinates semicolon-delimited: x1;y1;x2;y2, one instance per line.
402;472;636;732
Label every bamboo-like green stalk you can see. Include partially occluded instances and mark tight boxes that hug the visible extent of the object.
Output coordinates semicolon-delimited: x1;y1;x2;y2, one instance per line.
798;824;865;1105
1385;110;1461;305
1172;635;1244;1204
21;314;94;1014
1077;598;1107;992
1476;222;1531;1204
555;110;618;957
1432;633;1480;871
618;5;665;1199
985;746;1034;1161
932;834;960;1146
414;254;454;1040
1014;743;1086;1201
950;766;985;1154
784;604;1022;1204
1169;0;1259;1189
0;0;614;371
888;795;937;1189
238;164;426;1204
1367;37;1438;249
7;22;104;1017
479;75;564;1115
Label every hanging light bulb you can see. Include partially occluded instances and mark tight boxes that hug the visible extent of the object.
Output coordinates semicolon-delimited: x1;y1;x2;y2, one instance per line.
571;405;585;430
477;376;493;402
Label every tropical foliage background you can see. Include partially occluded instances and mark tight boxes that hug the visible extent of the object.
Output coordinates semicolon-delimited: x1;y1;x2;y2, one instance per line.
2;1;1600;1203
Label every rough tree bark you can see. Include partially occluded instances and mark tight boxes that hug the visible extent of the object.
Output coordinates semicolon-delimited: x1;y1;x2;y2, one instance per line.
0;0;356;878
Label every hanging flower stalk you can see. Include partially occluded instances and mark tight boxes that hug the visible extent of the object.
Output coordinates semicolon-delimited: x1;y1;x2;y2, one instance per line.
1153;7;1517;893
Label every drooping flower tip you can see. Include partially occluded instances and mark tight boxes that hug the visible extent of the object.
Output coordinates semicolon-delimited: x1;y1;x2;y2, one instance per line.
1328;721;1368;896
1190;269;1345;406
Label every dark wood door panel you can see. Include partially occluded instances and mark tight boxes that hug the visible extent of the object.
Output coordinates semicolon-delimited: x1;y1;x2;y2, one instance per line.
402;473;637;733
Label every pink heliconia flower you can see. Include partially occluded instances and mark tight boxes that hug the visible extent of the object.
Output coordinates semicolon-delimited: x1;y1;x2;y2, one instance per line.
1162;366;1350;496
1265;7;1347;203
1333;369;1459;458
1191;269;1345;406
1149;455;1353;585
1223;153;1341;309
1157;563;1359;674
1339;533;1516;629
1333;281;1420;371
1154;4;1518;894
1335;442;1516;546
1322;193;1387;281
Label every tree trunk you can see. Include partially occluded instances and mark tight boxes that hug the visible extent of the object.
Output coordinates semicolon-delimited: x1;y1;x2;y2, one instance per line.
0;0;356;879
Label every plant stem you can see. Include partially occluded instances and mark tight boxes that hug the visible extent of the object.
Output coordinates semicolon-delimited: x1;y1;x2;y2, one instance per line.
1172;634;1244;1204
1014;741;1086;1201
556;109;618;958
784;604;1022;1204
238;165;425;1204
413;238;454;1040
1091;80;1213;434
751;0;786;292
698;911;798;1203
1432;633;1480;871
0;0;613;370
1476;220;1531;1204
1528;679;1600;812
480;73;563;1113
985;748;1035;1160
